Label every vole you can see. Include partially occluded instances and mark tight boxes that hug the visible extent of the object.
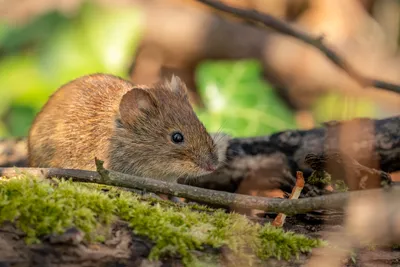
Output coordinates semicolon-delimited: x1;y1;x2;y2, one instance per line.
28;73;220;182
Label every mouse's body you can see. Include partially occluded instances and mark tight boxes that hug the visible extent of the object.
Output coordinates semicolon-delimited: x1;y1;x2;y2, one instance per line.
28;73;219;182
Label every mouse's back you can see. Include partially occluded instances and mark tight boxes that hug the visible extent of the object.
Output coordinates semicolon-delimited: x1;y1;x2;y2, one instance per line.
28;73;134;169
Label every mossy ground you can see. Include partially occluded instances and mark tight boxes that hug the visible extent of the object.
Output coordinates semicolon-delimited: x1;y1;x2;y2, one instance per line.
0;174;325;266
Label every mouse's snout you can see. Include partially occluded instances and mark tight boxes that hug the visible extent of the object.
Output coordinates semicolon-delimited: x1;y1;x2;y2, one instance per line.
202;162;217;172
198;153;219;172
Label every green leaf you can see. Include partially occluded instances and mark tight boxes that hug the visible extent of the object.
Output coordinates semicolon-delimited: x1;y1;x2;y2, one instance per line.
38;20;102;87
79;2;145;76
4;104;36;137
0;54;51;107
196;60;297;137
38;2;144;88
0;12;68;54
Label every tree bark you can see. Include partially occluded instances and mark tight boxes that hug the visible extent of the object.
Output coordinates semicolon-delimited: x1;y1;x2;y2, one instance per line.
189;115;400;195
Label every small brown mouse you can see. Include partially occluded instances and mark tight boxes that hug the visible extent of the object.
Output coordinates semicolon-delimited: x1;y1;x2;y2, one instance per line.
28;73;220;182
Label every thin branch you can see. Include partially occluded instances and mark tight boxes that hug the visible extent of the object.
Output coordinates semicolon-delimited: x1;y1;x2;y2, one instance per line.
1;165;399;215
195;0;400;94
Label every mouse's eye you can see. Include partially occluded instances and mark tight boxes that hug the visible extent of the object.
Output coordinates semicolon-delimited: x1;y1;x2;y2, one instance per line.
171;131;184;144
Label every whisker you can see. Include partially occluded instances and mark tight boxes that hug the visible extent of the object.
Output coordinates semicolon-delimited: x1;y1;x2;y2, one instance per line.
192;176;199;185
218;159;228;165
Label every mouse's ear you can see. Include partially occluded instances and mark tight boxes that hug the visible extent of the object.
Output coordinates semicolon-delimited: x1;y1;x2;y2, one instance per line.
167;74;188;98
119;88;158;125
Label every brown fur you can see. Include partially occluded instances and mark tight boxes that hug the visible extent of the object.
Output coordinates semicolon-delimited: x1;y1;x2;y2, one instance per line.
28;73;219;182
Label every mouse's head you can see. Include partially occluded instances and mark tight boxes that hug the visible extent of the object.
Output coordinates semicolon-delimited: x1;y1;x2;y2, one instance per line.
113;75;220;181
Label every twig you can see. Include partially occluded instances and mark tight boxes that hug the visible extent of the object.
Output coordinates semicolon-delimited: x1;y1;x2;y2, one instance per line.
195;0;400;94
272;171;305;227
0;165;399;215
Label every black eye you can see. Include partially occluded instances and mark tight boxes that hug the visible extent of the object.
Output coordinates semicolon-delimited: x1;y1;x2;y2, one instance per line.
171;132;184;144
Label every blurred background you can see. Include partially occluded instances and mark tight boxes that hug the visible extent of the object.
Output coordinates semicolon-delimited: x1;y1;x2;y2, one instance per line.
0;0;400;138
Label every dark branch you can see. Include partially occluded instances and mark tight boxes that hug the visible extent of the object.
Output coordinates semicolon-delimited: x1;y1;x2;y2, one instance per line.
191;115;400;197
195;0;400;94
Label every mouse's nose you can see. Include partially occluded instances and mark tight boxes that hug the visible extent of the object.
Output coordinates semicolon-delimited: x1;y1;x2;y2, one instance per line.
204;163;217;172
199;153;219;172
200;159;218;172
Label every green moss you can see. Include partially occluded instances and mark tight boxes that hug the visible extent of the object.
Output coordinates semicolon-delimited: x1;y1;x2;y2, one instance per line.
258;225;326;261
0;175;115;244
0;175;324;265
307;170;332;186
333;180;349;192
